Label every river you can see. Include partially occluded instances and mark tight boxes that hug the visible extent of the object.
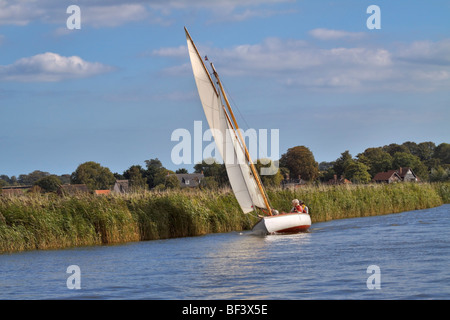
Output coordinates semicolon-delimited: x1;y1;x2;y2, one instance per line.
0;204;449;300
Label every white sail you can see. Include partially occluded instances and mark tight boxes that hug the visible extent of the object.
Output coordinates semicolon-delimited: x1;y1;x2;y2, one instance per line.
185;28;267;213
223;117;267;211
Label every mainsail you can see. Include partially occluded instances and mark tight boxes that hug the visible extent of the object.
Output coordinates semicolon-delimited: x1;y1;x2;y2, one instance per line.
185;27;267;213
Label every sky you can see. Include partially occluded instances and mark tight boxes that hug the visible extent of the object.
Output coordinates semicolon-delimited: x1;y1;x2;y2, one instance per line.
1;0;449;177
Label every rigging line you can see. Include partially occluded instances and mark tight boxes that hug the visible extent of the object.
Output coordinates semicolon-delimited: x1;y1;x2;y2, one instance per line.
221;81;263;163
221;80;271;168
221;81;254;133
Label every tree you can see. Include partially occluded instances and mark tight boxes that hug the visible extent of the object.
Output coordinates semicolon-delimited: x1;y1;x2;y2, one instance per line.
18;170;50;185
145;158;170;189
71;161;116;191
402;141;419;156
345;162;371;183
318;161;334;171
255;159;283;187
0;175;11;186
34;175;62;193
383;143;410;156
357;147;393;177
123;165;147;190
194;158;229;187
434;143;450;165
279;146;319;181
59;174;71;185
332;150;353;178
176;168;189;174
165;175;181;189
392;152;420;168
429;166;450;182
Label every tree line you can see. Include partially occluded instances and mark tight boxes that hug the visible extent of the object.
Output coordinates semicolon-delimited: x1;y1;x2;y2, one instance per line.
318;141;450;183
1;141;449;193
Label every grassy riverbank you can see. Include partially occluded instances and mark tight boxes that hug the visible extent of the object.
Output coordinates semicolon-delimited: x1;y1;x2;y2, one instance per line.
1;182;449;253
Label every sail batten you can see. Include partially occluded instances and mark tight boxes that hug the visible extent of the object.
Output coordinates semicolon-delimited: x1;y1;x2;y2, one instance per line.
185;27;267;213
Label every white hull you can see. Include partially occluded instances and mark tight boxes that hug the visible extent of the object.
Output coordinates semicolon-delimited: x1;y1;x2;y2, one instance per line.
252;213;311;235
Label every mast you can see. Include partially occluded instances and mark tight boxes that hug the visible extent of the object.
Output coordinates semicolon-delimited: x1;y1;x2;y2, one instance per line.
210;63;272;215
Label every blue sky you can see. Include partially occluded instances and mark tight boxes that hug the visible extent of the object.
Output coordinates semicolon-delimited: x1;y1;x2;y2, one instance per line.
1;0;449;177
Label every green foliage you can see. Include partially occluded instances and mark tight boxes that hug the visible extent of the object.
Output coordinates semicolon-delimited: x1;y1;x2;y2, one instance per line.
345;162;371;183
279;146;319;181
430;166;450;182
255;159;283;187
145;158;171;188
434;143;450;164
165;175;181;189
2;183;448;253
18;170;50;185
194;158;229;187
357;147;393;177
124;165;147;190
268;182;447;222
34;175;62;193
334;151;353;175
71;161;116;191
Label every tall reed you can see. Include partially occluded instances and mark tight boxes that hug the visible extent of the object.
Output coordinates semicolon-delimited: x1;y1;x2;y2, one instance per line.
1;182;448;253
267;182;446;223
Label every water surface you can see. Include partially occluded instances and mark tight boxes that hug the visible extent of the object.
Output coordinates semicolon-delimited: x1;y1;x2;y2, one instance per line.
1;204;449;299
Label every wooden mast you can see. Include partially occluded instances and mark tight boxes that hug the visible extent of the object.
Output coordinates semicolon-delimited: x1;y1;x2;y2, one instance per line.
210;63;272;216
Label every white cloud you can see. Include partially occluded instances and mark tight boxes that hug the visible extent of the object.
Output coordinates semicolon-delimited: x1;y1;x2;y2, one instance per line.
152;45;188;58
395;39;450;66
0;0;294;27
155;35;450;92
0;0;45;25
0;52;114;82
309;28;366;41
82;4;149;28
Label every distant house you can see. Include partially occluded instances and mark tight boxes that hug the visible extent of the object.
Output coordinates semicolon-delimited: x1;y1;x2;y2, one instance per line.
327;175;352;185
372;170;402;183
281;174;307;189
373;167;418;183
397;167;419;182
57;184;89;196
113;180;129;194
170;173;204;188
1;185;32;196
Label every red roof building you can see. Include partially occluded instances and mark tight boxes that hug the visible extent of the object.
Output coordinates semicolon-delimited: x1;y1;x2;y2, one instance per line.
372;167;418;183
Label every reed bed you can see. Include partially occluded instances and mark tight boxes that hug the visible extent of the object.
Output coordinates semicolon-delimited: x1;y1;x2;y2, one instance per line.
267;182;447;223
1;182;448;253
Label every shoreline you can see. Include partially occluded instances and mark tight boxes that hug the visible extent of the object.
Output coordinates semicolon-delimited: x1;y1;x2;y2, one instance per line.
1;182;449;254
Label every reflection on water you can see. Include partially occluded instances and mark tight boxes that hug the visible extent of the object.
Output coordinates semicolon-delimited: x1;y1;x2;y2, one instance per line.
196;232;312;299
0;205;449;299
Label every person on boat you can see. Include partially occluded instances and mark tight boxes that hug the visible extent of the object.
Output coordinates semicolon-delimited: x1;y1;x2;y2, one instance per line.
290;199;304;213
300;200;309;214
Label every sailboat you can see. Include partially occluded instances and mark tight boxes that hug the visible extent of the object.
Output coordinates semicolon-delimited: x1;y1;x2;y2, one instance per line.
184;27;311;234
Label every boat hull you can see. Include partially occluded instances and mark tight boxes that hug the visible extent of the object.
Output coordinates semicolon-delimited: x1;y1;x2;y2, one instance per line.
252;213;311;235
